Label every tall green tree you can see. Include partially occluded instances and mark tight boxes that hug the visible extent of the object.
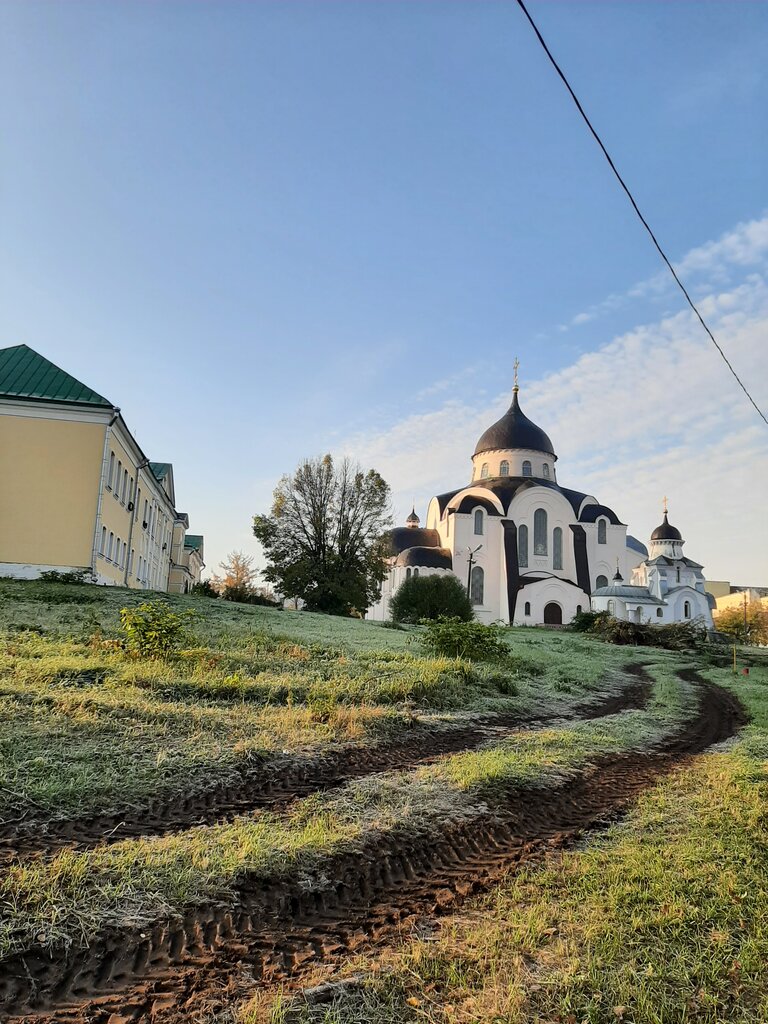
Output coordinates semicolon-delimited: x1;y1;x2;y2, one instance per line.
253;454;392;615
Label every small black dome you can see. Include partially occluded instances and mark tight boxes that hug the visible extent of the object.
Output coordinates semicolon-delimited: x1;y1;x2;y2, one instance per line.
651;513;682;542
474;389;556;458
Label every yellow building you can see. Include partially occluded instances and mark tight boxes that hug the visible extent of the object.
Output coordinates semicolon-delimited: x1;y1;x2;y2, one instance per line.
168;515;205;594
0;344;204;590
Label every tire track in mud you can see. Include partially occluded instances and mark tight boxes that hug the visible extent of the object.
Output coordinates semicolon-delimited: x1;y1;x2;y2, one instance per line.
0;669;745;1024
0;665;651;863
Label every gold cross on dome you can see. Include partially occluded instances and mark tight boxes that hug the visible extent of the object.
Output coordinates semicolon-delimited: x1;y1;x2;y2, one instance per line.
663;496;668;515
513;357;520;390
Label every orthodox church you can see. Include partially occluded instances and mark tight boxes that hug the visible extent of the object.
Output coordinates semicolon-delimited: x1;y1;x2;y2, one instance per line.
367;370;713;628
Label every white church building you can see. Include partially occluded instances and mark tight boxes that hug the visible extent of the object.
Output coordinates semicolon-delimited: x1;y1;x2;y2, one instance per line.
367;380;713;628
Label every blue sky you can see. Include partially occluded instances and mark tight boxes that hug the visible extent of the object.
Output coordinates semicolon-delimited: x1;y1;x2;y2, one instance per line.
2;1;766;582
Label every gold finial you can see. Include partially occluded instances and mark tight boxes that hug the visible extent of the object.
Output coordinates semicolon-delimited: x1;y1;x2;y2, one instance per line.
663;495;668;515
513;356;520;392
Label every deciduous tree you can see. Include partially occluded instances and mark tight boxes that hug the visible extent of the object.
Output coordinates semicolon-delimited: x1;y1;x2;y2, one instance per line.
211;550;260;602
714;600;768;645
253;454;392;615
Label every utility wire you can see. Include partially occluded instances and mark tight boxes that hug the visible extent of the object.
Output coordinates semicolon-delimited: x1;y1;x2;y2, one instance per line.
515;0;768;428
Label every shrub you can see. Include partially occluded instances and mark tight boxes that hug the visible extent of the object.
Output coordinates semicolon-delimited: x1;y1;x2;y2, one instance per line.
119;601;195;659
390;575;473;624
38;569;96;585
420;617;510;661
190;579;219;598
583;614;709;651
222;585;282;607
570;609;609;632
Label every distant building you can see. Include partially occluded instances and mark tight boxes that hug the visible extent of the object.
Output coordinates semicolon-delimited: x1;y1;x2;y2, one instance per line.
591;505;714;627
368;373;650;626
0;344;204;590
706;584;768;616
168;519;205;593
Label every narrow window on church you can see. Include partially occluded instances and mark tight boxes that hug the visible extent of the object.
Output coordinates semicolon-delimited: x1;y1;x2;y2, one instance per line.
576;604;582;614
676;568;681;583
500;460;509;477
474;509;484;535
553;527;563;570
470;565;484;606
596;574;608;589
522;460;532;477
406;568;411;580
656;608;663;617
607;599;615;615
598;518;607;544
524;601;531;616
542;463;550;478
534;508;548;555
480;463;489;479
413;568;419;578
684;600;691;619
518;524;528;567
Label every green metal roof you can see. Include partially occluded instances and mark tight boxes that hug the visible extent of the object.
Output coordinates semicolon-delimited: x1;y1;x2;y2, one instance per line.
149;462;172;482
184;535;204;551
0;344;112;407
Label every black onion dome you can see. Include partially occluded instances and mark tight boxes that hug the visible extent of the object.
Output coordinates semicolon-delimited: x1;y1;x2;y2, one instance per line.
651;513;682;542
395;547;453;570
474;390;556;458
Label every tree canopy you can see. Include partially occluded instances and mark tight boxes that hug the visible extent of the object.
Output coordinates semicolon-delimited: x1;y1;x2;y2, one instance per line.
390;574;473;624
714;599;768;646
253;454;392;615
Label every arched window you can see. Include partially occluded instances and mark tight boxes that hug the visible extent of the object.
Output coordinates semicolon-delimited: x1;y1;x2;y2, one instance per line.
596;574;608;590
684;600;691;619
99;526;106;555
108;451;115;489
542;463;550;479
522;460;532;477
107;532;114;560
553;527;563;570
500;460;510;477
413;568;419;578
656;608;663;617
406;568;412;580
474;509;484;535
115;461;122;498
480;463;489;479
607;599;615;615
518;524;528;567
676;568;681;583
534;508;548;555
115;537;121;567
576;604;582;614
524;601;531;616
598;518;607;544
470;565;484;606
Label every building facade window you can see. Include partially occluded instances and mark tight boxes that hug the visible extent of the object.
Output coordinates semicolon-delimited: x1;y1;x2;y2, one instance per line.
607;599;615;614
108;452;115;489
480;463;489;479
115;461;122;498
470;565;484;606
107;532;114;560
522;460;532;477
524;601;531;616
499;460;509;476
122;469;128;503
115;537;121;567
542;463;550;478
553;527;563;570
406;568;412;580
656;608;663;617
99;526;106;555
413;567;419;578
474;509;484;535
676;568;681;583
576;604;582;614
598;518;607;544
534;508;548;555
684;601;691;619
596;574;608;589
518;524;528;567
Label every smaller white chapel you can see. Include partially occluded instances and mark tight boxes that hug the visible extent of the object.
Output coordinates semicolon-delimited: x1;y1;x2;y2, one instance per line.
367;371;714;629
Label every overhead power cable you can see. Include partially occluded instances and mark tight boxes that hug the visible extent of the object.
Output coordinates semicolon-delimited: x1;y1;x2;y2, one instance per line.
514;0;768;428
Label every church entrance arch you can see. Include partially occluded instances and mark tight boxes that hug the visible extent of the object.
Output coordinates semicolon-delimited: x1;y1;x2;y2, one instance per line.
544;602;562;625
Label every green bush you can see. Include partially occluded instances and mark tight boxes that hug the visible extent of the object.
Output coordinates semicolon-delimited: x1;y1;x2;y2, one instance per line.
570;609;610;632
420;617;510;661
119;601;195;659
38;569;96;585
581;614;709;651
390;574;472;624
190;579;219;598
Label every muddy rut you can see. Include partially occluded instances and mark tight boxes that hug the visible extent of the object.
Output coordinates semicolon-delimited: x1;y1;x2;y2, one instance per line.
0;669;744;1024
0;666;651;863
